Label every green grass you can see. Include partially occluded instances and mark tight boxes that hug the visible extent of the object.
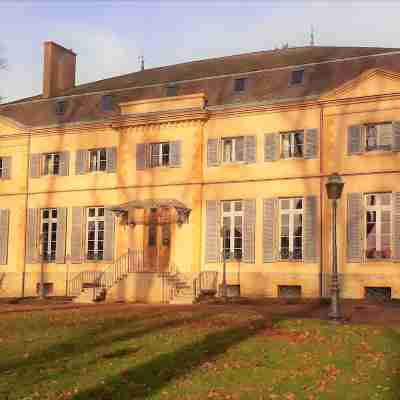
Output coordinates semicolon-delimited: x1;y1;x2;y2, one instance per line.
1;305;400;400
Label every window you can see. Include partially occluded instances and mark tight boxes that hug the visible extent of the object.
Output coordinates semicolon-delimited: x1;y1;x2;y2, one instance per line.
166;84;178;97
36;282;54;296
279;198;303;260
101;95;113;112
222;137;244;163
43;153;60;176
0;158;3;178
222;200;243;260
89;149;107;172
234;78;247;93
55;100;65;115
87;207;105;260
366;123;393;151
290;69;304;85
365;193;391;260
150;143;170;167
41;208;58;262
281;131;304;159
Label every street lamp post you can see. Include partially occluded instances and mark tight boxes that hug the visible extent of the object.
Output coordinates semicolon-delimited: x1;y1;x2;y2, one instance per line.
220;226;228;301
325;173;345;321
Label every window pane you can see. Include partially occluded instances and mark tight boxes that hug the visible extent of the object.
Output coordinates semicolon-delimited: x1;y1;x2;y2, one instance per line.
280;247;290;259
223;139;233;162
51;209;57;218
88;208;95;217
223;202;231;213
235;137;244;162
293;248;302;260
281;199;290;210
234;201;242;211
293;133;304;157
98;208;104;217
282;135;290;158
366;126;377;151
281;214;289;225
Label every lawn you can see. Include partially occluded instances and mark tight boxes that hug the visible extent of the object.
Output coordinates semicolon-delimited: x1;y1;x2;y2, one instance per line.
1;303;400;400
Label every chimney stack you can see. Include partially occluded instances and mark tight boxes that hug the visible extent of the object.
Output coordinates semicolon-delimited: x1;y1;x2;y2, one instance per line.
43;41;76;98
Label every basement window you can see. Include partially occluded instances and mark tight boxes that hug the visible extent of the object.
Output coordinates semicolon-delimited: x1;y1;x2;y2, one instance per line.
166;83;178;97
55;100;66;115
290;69;304;85
278;285;302;298
234;78;247;93
36;282;54;296
365;287;391;301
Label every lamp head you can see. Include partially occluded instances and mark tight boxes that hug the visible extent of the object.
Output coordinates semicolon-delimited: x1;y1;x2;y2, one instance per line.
326;173;344;200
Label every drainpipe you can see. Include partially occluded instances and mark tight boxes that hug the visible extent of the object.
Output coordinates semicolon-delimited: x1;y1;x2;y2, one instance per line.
319;103;324;298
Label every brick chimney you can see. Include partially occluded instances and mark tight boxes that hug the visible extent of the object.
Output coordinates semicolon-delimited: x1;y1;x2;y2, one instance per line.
43;41;76;98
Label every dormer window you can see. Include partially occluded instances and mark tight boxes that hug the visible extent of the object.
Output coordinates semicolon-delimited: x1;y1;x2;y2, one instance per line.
166;83;178;97
55;100;65;115
234;78;247;93
290;69;304;85
101;95;113;112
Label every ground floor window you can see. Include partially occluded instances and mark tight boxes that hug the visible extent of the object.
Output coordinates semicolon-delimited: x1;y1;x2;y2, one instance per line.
41;208;58;262
87;207;105;260
222;200;243;260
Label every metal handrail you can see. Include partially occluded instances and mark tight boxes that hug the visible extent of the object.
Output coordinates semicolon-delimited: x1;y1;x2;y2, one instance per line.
67;270;103;297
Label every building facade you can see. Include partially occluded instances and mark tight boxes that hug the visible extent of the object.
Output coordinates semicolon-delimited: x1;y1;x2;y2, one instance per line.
1;42;400;301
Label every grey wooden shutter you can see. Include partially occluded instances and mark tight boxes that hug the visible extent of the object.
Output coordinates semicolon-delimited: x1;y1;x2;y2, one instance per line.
0;209;9;265
244;136;257;164
348;125;363;155
304;129;318;159
207;139;220;167
347;193;363;262
103;208;115;262
392;122;400;151
59;152;69;176
55;208;67;264
264;133;279;161
243;199;256;263
263;198;277;262
136;143;147;170
205;200;220;263
71;207;84;263
169;141;182;167
1;157;11;180
106;147;117;173
29;154;41;178
75;150;88;175
393;192;400;261
26;208;40;263
304;196;319;262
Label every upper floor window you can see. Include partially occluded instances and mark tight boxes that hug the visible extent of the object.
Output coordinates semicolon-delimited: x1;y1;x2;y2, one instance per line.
41;208;58;262
43;153;60;176
234;78;247;93
101;95;113;112
0;156;11;180
281;131;304;159
150;143;170;167
222;200;243;260
166;83;178;97
87;207;105;260
89;149;107;172
0;158;3;178
279;198;303;261
290;69;304;85
366;123;393;152
222;137;244;163
55;100;66;115
365;193;391;260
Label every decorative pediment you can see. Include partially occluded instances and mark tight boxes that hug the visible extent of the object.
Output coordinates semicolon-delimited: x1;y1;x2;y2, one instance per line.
322;68;400;101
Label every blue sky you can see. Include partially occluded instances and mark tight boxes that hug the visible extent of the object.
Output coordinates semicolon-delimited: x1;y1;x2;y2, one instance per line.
1;0;400;102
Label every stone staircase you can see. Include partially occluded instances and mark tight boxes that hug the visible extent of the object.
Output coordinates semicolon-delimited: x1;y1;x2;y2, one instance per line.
166;272;196;305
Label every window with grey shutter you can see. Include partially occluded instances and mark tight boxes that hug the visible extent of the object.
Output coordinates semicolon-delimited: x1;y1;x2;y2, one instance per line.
347;193;363;262
263;198;277;262
26;208;40;263
75;150;88;175
392;121;400;152
205;200;220;263
71;207;84;263
1;157;11;180
264;133;279;161
59;152;69;176
348;125;363;155
169;141;182;167
207;139;220;167
244;136;257;164
304;196;319;262
106;147;117;173
243;199;256;263
56;208;67;264
29;154;41;178
136;143;147;170
0;209;9;265
393;192;400;261
304;129;318;159
103;208;115;262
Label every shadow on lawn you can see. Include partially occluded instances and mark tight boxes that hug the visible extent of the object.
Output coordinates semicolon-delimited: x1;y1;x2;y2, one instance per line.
71;317;268;400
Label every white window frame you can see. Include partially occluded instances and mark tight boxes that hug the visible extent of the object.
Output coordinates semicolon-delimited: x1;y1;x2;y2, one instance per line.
365;193;392;260
150;143;170;167
41;208;58;262
365;122;393;152
43;153;60;176
281;131;304;159
221;200;243;260
222;137;244;163
89;149;107;172
279;197;303;261
86;207;105;261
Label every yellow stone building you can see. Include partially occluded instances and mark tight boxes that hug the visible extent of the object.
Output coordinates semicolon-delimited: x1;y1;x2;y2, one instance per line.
1;41;400;303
